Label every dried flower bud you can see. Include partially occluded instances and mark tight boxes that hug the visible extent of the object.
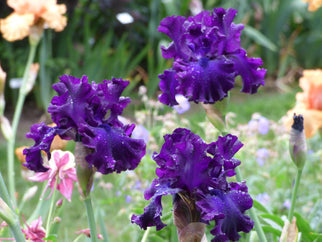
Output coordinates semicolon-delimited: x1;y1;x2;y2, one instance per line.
22;186;38;203
26;63;39;93
201;103;225;132
0;64;6;116
289;114;307;169
280;217;298;242
173;193;206;242
0;116;12;140
0;63;6;95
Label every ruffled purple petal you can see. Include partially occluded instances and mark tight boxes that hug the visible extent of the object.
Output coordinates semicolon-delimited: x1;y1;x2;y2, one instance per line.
173;57;235;104
131;184;181;230
48;75;95;133
158;15;189;60
196;189;254;241
211;8;244;55
230;49;266;94
153;128;213;192
23;123;59;172
158;69;179;106
208;134;243;177
94;78;131;124
48;75;131;139
79;124;146;174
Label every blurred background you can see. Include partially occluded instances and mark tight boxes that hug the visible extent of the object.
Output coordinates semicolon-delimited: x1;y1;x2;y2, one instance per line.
0;0;321;241
0;0;321;111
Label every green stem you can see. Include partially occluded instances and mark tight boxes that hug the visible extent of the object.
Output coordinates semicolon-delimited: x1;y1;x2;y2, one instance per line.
235;167;267;242
141;227;151;242
288;169;303;221
0;197;25;241
0;172;13;210
46;179;58;234
84;196;98;242
9;221;26;242
7;43;38;206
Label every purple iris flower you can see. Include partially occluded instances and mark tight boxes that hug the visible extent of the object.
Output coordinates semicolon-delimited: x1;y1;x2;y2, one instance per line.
131;128;254;241
158;8;266;106
23;75;146;174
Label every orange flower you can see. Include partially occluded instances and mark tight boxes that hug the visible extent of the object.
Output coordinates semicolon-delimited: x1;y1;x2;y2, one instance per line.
302;0;322;11
0;0;67;42
284;69;322;138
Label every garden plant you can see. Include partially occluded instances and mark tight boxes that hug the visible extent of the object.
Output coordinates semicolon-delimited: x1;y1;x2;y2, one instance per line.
0;0;321;241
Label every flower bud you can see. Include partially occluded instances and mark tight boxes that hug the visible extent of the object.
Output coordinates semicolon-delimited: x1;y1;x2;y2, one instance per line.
56;199;63;208
289;114;307;169
75;141;96;199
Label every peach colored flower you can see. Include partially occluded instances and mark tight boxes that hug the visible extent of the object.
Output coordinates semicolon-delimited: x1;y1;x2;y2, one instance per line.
302;0;322;11
284;69;322;138
0;0;67;41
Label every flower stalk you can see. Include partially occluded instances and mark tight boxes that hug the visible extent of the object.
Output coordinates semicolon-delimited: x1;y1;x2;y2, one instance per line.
84;196;98;242
0;197;25;241
288;114;306;221
45;179;58;235
287;169;303;222
7;41;39;206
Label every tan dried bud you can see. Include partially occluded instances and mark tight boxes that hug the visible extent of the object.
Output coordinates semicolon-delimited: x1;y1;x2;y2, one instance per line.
26;63;40;93
22;186;38;203
0;116;12;140
201;103;225;132
173;193;207;242
280;217;298;242
0;63;6;95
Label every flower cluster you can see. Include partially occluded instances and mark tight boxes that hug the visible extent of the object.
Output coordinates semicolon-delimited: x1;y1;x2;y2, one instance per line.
23;75;146;175
131;128;254;241
158;8;266;106
0;0;67;42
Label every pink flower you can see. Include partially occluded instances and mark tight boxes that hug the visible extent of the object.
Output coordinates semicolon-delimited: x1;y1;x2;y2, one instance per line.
75;228;104;239
29;150;77;202
21;216;46;242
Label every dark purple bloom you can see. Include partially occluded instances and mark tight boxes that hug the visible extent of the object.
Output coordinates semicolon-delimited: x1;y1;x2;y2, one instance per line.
131;128;254;241
23;75;146;174
158;8;266;105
